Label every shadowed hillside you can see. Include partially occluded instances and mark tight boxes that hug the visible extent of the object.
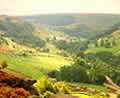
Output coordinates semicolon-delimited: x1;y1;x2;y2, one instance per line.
0;15;45;48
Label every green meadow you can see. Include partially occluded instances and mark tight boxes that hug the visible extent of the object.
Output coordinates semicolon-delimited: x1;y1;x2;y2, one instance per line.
0;53;71;79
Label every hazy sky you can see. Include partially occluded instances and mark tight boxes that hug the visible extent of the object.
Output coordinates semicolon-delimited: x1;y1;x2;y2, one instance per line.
0;0;120;16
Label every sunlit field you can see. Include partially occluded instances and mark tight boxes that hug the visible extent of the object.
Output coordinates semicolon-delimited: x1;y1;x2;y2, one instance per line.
0;53;71;79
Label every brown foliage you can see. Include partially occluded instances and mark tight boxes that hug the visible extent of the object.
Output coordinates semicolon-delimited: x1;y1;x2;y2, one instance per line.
0;71;37;97
0;87;31;98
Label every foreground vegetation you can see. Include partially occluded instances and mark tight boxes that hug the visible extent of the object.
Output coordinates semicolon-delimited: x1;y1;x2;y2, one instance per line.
48;49;120;86
33;76;110;98
0;70;113;98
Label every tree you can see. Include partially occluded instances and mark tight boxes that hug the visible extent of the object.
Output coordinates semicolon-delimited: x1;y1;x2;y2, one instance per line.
46;38;50;42
53;36;56;40
48;52;112;84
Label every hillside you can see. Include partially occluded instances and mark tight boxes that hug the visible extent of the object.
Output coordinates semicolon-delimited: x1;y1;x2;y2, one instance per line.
0;15;34;33
1;14;120;55
0;15;72;80
0;15;45;48
0;14;120;97
0;70;113;98
82;29;120;85
0;71;36;97
0;15;72;54
21;13;120;39
86;29;120;54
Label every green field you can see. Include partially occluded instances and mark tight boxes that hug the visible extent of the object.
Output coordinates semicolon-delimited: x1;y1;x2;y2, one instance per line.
86;39;120;55
0;53;71;79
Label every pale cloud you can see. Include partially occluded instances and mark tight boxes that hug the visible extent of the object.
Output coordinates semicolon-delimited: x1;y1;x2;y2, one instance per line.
0;0;120;15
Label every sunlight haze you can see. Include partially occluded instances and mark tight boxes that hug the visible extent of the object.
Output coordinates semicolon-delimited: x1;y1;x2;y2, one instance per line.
0;0;120;15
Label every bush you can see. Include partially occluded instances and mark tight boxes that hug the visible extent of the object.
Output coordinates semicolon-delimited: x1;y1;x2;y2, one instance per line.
42;91;54;98
33;76;71;97
55;65;88;83
48;54;110;84
33;76;59;96
42;48;50;53
0;61;8;69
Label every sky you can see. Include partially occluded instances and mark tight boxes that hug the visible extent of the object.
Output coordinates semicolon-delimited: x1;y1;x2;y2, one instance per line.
0;0;120;16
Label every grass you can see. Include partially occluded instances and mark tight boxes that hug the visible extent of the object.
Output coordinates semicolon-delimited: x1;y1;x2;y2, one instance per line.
71;94;90;98
86;38;120;55
68;82;108;93
71;86;108;98
71;84;108;98
0;53;71;79
71;94;108;98
78;83;108;92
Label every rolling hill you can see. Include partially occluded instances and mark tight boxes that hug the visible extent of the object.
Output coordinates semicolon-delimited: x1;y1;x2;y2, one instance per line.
0;15;72;80
0;15;34;33
0;15;45;48
0;14;120;97
2;14;120;54
21;13;120;39
1;13;120;79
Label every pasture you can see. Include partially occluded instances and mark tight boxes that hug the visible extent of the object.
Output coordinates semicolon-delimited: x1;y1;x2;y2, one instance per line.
0;53;71;79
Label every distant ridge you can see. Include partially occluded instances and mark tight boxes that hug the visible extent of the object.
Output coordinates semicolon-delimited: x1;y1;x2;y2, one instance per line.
12;12;120;17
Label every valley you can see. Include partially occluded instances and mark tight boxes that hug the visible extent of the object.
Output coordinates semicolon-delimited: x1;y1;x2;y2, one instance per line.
0;14;120;97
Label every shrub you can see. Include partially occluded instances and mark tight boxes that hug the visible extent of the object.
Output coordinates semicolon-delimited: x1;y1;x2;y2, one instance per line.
48;54;110;84
33;76;71;97
48;64;89;83
0;61;8;69
42;48;50;53
33;76;57;96
42;91;54;98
